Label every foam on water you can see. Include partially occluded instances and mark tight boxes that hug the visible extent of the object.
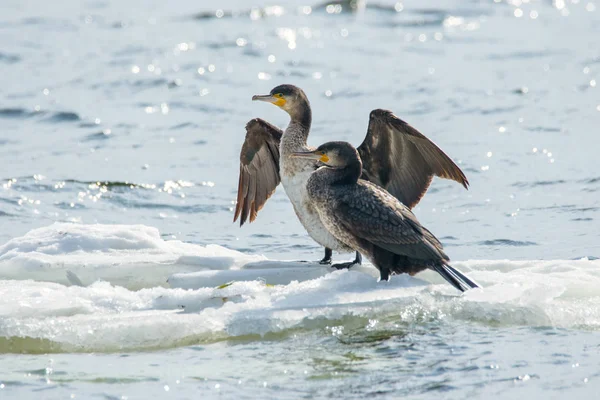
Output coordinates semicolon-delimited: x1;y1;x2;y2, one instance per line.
1;223;600;353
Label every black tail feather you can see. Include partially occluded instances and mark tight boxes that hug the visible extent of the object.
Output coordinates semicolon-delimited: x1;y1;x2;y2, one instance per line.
432;263;480;292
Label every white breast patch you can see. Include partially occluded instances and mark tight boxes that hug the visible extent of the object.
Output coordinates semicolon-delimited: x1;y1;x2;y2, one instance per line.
280;162;351;252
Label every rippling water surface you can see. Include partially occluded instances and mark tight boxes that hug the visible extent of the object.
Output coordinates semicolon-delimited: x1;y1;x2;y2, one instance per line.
1;0;600;398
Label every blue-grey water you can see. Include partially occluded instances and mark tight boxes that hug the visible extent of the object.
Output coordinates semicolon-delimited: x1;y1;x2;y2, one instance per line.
1;0;600;398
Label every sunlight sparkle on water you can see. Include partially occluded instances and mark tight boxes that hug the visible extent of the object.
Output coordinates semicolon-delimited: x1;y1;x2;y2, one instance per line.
299;6;312;15
326;4;343;14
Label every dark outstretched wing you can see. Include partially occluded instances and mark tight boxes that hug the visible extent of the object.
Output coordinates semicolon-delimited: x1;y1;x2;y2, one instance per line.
234;118;282;226
335;182;448;261
357;109;468;209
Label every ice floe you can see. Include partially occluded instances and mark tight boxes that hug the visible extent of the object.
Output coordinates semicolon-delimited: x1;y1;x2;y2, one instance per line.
1;223;600;353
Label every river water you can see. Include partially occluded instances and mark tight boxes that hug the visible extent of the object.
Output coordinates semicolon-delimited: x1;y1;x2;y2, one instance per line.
1;0;600;398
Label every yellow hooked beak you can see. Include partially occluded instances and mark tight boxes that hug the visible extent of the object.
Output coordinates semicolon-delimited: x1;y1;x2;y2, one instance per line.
252;94;286;108
290;150;329;163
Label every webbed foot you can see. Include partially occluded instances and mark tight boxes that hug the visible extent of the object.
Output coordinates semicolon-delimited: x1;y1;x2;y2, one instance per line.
332;261;356;270
331;251;362;270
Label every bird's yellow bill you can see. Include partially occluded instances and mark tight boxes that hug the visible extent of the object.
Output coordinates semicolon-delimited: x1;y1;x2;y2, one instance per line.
252;94;286;107
291;151;329;163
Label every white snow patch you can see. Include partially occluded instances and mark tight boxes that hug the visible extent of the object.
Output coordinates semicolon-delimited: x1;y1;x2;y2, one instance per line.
2;223;600;353
0;223;265;288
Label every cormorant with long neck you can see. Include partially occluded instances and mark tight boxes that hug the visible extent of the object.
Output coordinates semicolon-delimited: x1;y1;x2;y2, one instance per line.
291;141;480;292
235;84;469;268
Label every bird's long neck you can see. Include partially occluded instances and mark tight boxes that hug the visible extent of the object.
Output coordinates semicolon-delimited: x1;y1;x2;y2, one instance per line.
282;98;312;148
291;99;312;130
308;159;362;198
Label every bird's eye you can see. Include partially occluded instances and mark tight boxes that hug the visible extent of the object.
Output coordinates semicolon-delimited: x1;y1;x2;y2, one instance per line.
274;93;283;98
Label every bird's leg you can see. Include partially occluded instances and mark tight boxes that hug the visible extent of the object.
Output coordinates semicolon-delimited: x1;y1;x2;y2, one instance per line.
319;248;332;265
378;268;390;282
354;252;362;265
332;251;362;270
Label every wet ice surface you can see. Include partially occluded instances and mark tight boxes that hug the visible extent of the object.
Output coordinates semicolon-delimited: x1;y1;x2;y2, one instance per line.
2;225;600;399
1;0;600;398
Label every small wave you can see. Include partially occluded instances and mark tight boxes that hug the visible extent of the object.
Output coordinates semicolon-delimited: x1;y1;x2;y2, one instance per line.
82;131;113;142
168;101;230;115
579;177;600;184
206;41;242;50
44;111;81;123
512;180;567;188
192;9;236;20
111;45;148;57
440;236;459;241
170;122;199;130
525;126;562;133
457;105;522;115
90;78;168;91
523;205;598;214
0;52;21;64
478;239;538;247
0;107;42;119
131;78;168;89
109;199;226;214
64;179;141;188
487;50;565;60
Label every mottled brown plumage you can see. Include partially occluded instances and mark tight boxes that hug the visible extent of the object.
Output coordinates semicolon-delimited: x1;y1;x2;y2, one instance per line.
234;119;282;225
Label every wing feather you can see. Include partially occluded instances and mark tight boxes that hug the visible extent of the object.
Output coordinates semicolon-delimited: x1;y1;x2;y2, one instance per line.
334;182;448;261
357;109;468;209
234;118;282;226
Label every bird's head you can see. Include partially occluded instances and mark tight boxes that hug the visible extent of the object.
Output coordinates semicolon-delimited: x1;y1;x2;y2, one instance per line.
252;84;311;124
291;141;360;169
